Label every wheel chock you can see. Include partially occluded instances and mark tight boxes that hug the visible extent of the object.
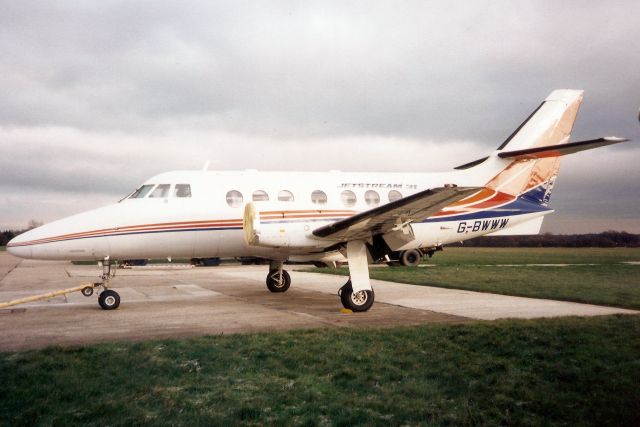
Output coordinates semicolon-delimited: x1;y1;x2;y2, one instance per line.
340;308;353;314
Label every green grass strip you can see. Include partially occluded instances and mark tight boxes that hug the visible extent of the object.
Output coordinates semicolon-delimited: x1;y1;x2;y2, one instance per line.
1;316;639;426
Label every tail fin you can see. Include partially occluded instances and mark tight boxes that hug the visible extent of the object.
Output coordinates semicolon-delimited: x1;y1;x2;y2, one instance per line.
485;90;584;206
455;90;628;207
496;89;584;152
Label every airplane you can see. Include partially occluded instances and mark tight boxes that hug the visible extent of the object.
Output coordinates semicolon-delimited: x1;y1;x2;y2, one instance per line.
6;89;630;312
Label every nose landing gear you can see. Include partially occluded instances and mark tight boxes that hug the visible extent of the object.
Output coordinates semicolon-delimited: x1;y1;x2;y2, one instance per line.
98;289;121;310
94;258;121;310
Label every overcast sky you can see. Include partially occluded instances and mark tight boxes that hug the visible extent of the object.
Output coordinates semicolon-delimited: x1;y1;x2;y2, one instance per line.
1;1;639;233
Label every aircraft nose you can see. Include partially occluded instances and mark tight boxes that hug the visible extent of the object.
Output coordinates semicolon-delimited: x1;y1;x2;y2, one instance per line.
6;233;34;259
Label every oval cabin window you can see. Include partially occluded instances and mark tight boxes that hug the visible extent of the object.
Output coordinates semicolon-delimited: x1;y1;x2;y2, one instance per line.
311;190;327;205
226;190;244;207
365;190;380;206
388;190;403;202
252;190;269;202
278;190;294;202
341;190;357;207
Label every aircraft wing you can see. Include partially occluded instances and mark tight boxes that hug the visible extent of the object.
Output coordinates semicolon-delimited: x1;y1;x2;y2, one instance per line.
312;186;481;241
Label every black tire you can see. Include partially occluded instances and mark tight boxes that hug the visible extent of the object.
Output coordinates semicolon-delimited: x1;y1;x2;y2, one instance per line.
201;257;221;267
400;249;422;267
98;290;120;310
339;280;353;308
266;269;291;293
339;280;375;312
125;259;148;266
81;286;94;297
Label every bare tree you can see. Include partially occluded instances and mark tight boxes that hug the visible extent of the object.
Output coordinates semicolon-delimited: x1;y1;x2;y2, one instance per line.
27;220;43;230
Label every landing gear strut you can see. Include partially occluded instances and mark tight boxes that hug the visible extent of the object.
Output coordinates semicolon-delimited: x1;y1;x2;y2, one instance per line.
266;260;291;293
96;258;120;310
339;280;375;312
337;240;375;312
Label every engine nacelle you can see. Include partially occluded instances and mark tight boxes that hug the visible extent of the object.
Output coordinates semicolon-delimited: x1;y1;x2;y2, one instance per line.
243;202;334;249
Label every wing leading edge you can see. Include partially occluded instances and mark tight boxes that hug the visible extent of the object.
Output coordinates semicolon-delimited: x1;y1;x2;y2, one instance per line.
312;186;481;241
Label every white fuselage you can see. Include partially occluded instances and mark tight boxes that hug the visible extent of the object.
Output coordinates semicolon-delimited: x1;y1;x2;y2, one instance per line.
6;166;548;262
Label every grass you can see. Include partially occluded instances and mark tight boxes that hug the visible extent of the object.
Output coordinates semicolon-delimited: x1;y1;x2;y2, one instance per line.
1;315;639;426
0;246;5;251
312;248;640;310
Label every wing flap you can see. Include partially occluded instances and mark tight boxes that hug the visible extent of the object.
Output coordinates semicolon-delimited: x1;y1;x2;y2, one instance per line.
312;186;481;241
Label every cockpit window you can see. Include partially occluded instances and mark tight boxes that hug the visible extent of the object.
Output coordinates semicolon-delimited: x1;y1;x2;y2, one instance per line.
174;184;192;198
129;184;154;199
149;184;170;198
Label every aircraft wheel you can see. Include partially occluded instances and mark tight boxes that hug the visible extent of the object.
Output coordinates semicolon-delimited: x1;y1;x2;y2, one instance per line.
339;280;375;312
266;269;291;293
81;286;94;297
400;249;422;267
98;290;120;310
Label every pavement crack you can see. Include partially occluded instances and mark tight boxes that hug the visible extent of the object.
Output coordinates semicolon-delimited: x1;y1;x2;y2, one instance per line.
0;260;22;284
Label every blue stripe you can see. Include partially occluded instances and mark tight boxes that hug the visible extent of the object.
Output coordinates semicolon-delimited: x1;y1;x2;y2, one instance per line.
422;197;551;223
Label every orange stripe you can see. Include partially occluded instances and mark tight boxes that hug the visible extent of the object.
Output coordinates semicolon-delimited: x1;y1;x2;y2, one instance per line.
447;188;495;207
12;220;245;246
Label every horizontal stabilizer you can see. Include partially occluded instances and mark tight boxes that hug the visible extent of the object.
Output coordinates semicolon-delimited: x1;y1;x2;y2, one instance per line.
313;186;480;241
498;137;629;160
454;156;489;170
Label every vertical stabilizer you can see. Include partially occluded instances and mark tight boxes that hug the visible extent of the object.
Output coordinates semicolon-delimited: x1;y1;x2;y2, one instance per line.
485;90;584;204
497;89;584;152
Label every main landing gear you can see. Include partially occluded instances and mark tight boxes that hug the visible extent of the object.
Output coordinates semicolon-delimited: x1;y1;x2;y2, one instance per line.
265;260;291;293
81;258;121;310
263;243;376;313
338;280;375;312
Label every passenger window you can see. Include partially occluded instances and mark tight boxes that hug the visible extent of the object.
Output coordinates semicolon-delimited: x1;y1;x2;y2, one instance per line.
365;190;380;206
174;184;192;198
129;184;154;199
278;190;294;202
311;190;327;205
149;184;170;198
252;190;269;202
388;190;403;202
226;190;244;207
341;190;357;207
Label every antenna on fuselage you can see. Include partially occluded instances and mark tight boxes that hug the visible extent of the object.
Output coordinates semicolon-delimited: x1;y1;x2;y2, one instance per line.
202;160;210;171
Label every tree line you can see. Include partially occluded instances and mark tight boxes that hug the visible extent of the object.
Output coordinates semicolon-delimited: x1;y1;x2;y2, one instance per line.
451;231;640;248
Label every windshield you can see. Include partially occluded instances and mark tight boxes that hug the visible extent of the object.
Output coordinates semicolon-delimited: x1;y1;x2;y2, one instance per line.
128;184;154;199
149;184;170;198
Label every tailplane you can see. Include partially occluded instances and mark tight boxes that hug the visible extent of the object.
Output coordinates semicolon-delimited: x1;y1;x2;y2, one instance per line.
455;90;628;207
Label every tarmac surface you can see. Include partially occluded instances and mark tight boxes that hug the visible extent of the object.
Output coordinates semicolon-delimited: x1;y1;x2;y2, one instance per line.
0;252;637;351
